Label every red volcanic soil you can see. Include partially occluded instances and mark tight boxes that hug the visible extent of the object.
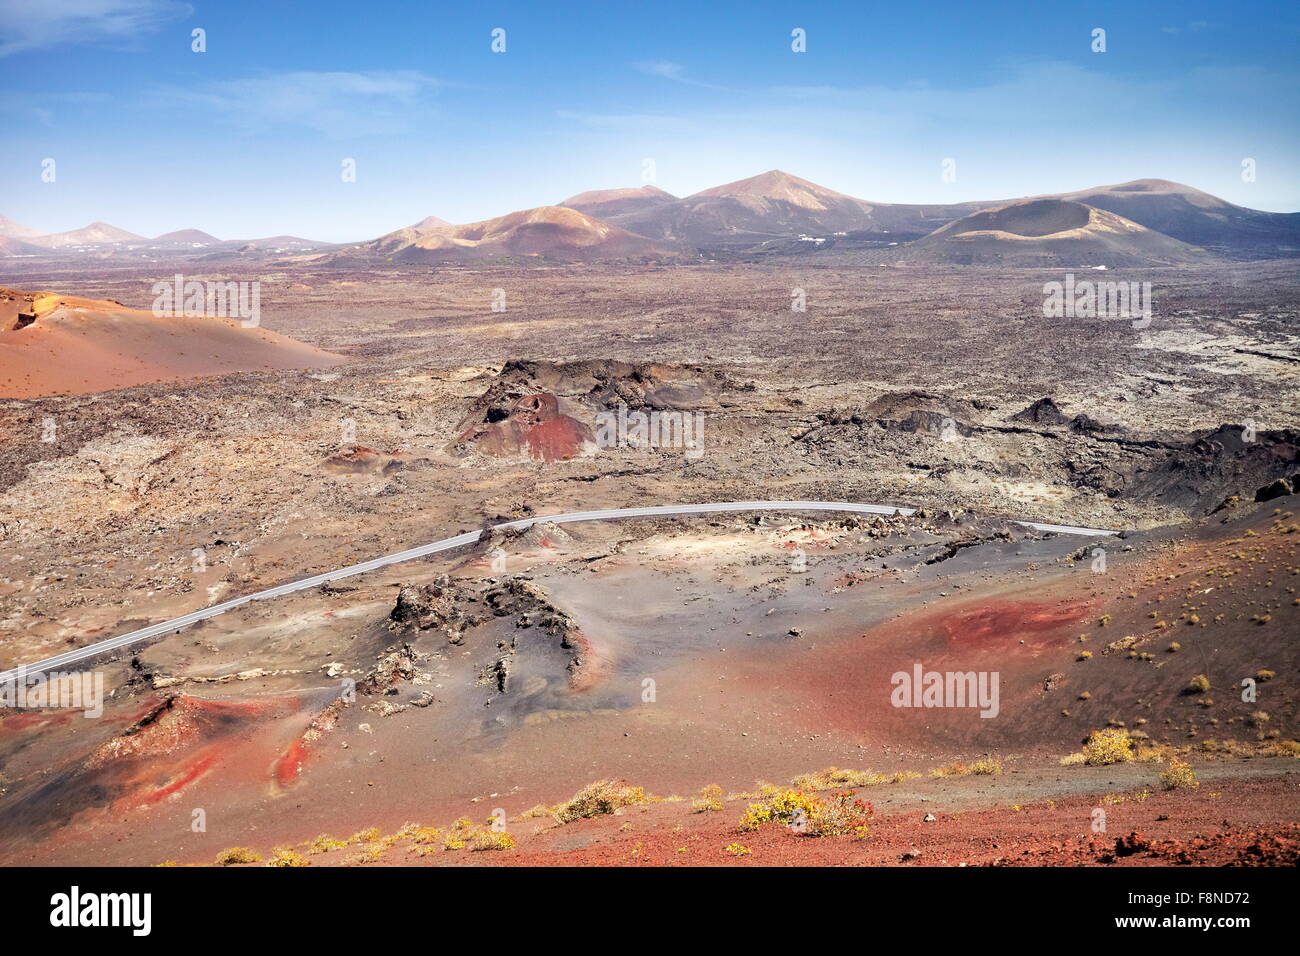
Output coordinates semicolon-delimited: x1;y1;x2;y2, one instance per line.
483;772;1299;867
185;762;1296;867
563;626;609;693
1;505;1293;866
764;504;1297;754
739;586;1101;751
933;598;1093;647
273;736;311;789
138;752;219;807
454;392;596;461
0;287;348;398
0;692;322;850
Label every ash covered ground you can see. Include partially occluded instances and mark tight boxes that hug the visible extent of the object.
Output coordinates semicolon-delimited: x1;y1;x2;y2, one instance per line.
0;260;1296;866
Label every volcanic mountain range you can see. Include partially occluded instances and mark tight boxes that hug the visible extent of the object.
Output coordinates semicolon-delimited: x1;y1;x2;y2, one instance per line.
351;205;677;264
0;216;326;254
4;171;1297;264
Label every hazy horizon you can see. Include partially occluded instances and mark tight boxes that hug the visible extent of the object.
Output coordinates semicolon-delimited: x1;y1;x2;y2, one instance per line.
2;0;1298;241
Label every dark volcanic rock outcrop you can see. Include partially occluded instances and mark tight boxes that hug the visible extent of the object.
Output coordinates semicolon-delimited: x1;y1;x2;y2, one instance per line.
1125;425;1300;513
1011;397;1070;426
491;358;729;411
391;576;481;643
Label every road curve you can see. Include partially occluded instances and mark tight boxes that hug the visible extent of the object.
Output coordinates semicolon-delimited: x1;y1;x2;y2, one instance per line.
0;500;1117;681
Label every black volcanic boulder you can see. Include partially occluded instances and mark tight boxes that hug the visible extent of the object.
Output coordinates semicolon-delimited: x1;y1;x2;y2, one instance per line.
1011;397;1069;426
1070;414;1120;434
1254;477;1294;503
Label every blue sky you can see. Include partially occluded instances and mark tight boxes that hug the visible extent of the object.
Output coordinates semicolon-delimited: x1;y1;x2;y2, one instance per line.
1;0;1297;241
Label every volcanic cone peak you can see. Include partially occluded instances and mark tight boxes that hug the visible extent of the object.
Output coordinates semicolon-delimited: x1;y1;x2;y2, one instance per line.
906;199;1207;266
451;389;597;462
689;169;858;210
480;520;574;553
560;185;677;219
0;286;346;399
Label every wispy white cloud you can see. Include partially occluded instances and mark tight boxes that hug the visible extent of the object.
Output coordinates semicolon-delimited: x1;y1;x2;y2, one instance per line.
157;70;441;137
0;89;111;125
553;58;1299;206
636;60;686;81
633;59;732;91
1162;20;1216;34
556;108;692;132
0;0;191;57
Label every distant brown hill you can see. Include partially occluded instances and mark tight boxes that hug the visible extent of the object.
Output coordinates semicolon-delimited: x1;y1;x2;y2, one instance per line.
0;288;347;399
586;171;1298;259
357;206;679;263
0;215;47;241
155;229;221;244
233;235;330;250
901;199;1208;266
0;221;337;258
0;236;47;256
1034;179;1300;259
410;215;451;229
29;221;144;248
560;185;677;220
605;170;983;248
10;172;1296;264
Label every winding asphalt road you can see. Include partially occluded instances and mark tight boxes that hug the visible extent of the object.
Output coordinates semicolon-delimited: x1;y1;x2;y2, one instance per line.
0;500;1117;681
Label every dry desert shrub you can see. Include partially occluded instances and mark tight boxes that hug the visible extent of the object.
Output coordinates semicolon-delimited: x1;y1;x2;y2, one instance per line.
790;767;923;789
404;825;444;846
1081;728;1135;765
1134;741;1179;763
553;779;648;823
791;767;887;789
215;846;262;866
267;847;309;867
692;784;725;813
306;833;349;854
930;758;1002;777
1159;758;1199;790
738;788;873;838
469;829;516;851
1199;738;1253;757
1258;739;1300;757
515;804;555;821
442;817;476;849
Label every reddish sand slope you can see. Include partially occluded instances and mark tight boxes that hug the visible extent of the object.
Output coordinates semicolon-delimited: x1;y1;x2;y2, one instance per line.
0;288;348;398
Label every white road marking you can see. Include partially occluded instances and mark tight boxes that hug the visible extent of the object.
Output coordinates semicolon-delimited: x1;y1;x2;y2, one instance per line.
0;500;1117;680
